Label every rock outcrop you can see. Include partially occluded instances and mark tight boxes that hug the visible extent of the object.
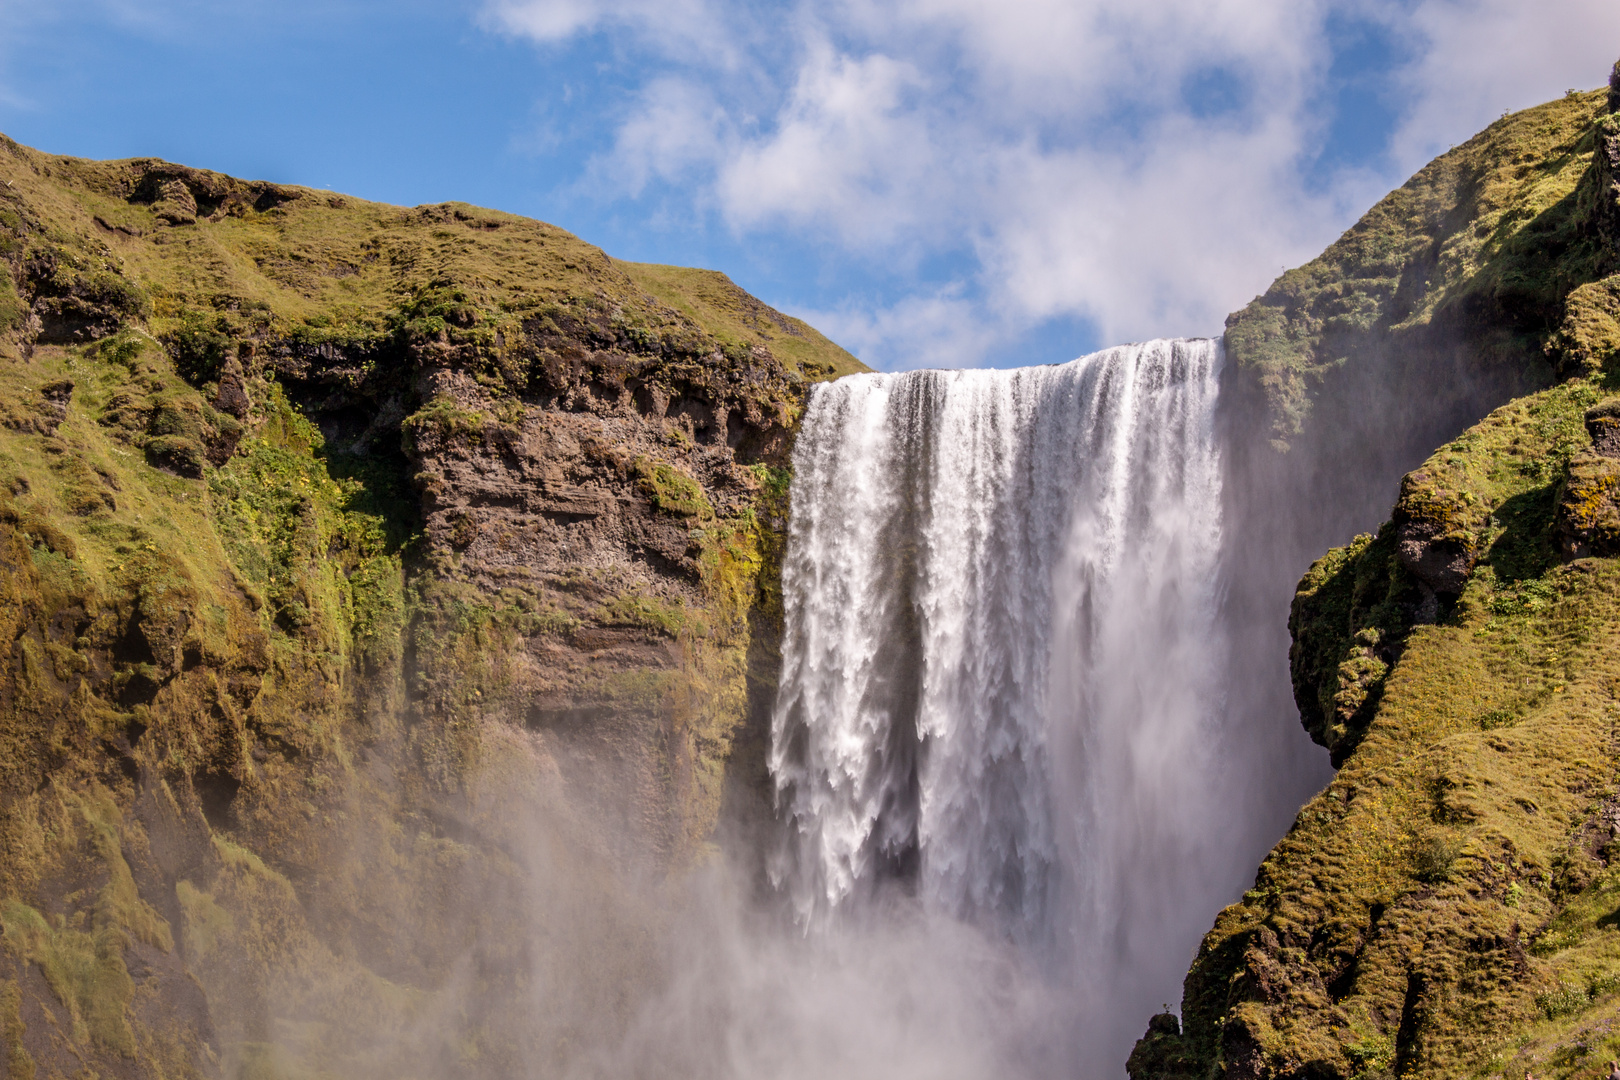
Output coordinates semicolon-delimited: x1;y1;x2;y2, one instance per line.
1133;64;1620;1080
0;133;861;1080
1139;379;1620;1080
1554;402;1620;559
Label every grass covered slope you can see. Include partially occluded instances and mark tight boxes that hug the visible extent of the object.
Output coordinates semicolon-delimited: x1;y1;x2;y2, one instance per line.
1133;379;1620;1080
0;137;864;1080
1131;64;1620;1080
1225;87;1619;451
0;137;860;382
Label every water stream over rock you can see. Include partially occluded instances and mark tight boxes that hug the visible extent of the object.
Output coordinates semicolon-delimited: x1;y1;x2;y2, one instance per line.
769;338;1235;1067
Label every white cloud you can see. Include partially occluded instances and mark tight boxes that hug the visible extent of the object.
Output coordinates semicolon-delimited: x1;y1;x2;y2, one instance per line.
602;78;732;196
484;0;1620;368
481;0;734;60
715;45;939;245
1390;0;1620;171
793;288;1006;370
483;0;607;41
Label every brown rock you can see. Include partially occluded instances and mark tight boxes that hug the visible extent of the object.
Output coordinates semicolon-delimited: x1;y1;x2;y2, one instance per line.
1395;520;1475;597
213;357;251;418
1594;117;1620;251
154;179;198;225
1557;450;1620;559
37;378;72;434
1586;398;1620;456
145;435;206;478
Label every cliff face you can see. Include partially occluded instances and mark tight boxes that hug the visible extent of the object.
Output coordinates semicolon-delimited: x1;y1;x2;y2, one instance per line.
1214;82;1620;630
1131;67;1620;1080
0;136;861;1080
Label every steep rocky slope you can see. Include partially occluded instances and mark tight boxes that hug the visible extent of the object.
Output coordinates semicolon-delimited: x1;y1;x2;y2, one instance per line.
0;136;860;1080
1130;65;1620;1080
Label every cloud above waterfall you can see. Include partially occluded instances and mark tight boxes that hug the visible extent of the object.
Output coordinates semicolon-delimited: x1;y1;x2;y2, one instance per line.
480;0;1620;368
0;0;1613;369
1387;0;1620;166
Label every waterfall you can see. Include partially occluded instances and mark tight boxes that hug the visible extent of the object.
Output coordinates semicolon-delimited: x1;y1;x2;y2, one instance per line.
768;338;1230;1064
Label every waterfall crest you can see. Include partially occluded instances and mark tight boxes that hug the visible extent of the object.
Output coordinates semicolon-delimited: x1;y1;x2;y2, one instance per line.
769;337;1229;1018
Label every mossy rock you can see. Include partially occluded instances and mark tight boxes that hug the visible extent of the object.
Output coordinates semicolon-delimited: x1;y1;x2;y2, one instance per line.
635;457;713;519
1585;395;1620;452
143;434;205;478
1226;87;1616;447
1555;450;1620;557
1139;375;1620;1080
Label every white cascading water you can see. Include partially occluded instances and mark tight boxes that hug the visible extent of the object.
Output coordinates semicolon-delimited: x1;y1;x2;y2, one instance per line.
768;338;1232;1071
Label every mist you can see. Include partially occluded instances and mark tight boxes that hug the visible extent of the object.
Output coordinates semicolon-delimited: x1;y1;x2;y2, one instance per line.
190;324;1530;1080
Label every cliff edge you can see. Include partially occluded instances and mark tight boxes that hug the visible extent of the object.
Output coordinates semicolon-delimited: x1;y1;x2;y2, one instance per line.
0;136;861;1080
1131;63;1620;1080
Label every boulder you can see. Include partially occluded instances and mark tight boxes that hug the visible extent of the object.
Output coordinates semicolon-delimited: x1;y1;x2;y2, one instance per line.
213;356;251;419
1557;450;1620;559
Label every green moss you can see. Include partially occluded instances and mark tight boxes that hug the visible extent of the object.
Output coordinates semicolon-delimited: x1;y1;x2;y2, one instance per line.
1289;380;1608;760
1148;374;1620;1080
401;396;489;452
1289;528;1415;757
174;880;233;962
617;262;862;381
598;591;696;638
0;270;23;336
1227;89;1613;444
0;898;136;1053
144;433;205;477
74;790;173;953
634;457;713;519
208;381;405;661
1550;274;1620;376
693;518;763;642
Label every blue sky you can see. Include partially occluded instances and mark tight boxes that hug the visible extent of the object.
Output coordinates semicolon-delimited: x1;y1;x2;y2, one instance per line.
0;0;1616;369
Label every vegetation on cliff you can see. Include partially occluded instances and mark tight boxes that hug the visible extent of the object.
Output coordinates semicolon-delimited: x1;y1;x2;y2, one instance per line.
1132;63;1620;1080
1135;380;1620;1080
0;133;861;1080
1225;87;1618;451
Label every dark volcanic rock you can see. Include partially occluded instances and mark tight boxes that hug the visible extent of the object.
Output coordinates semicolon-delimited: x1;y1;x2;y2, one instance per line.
1394;520;1474;597
1585;397;1620;456
213;356;251;418
38;377;72;433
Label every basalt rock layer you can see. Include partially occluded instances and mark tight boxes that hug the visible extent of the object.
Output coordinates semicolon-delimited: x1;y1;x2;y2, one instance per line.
0;134;861;1080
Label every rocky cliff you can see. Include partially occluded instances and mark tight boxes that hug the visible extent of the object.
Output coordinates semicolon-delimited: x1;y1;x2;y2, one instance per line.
0;135;861;1080
1130;64;1620;1080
